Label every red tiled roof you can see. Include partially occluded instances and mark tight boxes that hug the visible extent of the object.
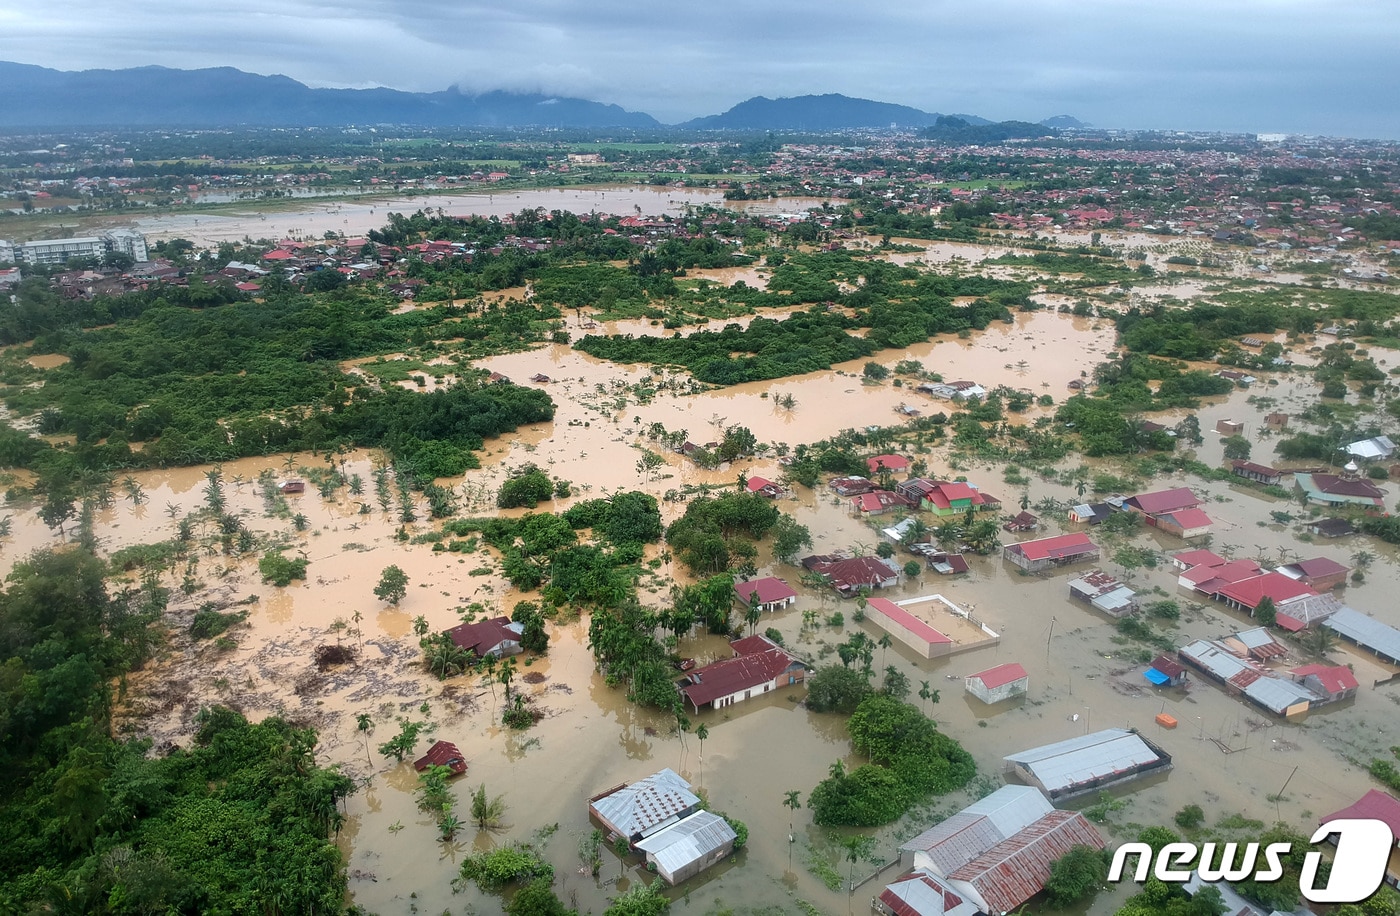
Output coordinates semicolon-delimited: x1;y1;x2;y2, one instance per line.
1290;664;1359;694
867;597;952;645
734;577;797;606
413;740;467;774
1232;459;1280;476
813;556;901;588
1174;549;1225;568
445;616;516;654
1309;474;1386;499
1158;507;1213;530
1127;487;1199;515
1292;557;1349;578
1217;572;1317;609
969;663;1028;689
678;640;803;706
1007;532;1097;562
1321;790;1400;837
867;454;910;473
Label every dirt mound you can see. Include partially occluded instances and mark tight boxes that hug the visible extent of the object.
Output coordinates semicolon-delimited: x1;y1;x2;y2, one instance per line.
315;644;357;669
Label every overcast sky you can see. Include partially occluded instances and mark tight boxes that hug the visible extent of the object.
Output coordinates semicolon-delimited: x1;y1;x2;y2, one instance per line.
2;0;1397;138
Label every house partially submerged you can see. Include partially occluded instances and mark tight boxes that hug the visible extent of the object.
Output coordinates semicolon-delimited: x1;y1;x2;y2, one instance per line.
1276;557;1350;591
1003;511;1038;532
1294;472;1386;508
1177;637;1318;718
1346;435;1396;461
895;479;1001;518
804;555;902;596
732;577;797;613
633;808;737;886
445;616;524;658
744;476;784;499
1231;460;1283;485
867;454;911;475
965;663;1029;704
1289;664;1359;704
851;490;916;516
589;768;702;846
1124;487;1212;538
886;785;1106;916
1067;502;1114;525
413;740;467;776
1307;517;1356;539
1002;532;1100;573
1145;655;1188;688
1067;570;1138;618
1003;728;1172;800
676;634;807;713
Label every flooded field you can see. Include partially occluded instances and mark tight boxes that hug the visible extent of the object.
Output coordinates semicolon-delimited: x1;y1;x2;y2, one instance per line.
118;186;832;248
4;219;1399;914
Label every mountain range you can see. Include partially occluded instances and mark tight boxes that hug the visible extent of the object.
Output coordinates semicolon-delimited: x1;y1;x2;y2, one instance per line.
0;61;1081;132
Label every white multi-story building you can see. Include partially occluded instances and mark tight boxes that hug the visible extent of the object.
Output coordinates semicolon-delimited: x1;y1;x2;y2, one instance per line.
0;230;149;266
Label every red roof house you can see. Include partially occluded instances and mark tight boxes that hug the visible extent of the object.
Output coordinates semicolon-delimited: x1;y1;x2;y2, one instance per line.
413;740;467;775
676;635;807;713
733;577;798;613
864;596;953;659
1289;664;1359;700
965;663;1029;703
445;616;524;658
867;454;910;474
1125;487;1200;515
1216;572;1317;614
1002;532;1099;572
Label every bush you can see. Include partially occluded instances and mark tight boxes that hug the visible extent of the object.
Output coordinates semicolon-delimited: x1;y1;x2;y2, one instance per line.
805;665;873;713
1174;803;1206;829
458;842;553;891
1044;845;1110;907
259;551;308;586
190;607;247;639
498;467;556;508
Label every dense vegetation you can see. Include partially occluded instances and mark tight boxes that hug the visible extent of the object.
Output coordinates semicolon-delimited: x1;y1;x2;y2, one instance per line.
0;547;353;913
0;280;556;480
807;695;973;826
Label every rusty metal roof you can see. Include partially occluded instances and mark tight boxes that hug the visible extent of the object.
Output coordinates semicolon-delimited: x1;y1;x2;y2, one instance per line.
947;810;1105;914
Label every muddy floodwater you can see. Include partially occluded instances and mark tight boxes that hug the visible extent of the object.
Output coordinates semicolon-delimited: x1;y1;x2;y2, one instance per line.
122;186;832;248
9;292;1400;914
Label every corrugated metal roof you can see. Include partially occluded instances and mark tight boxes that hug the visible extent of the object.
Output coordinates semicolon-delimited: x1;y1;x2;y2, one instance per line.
1325;606;1400;661
899;786;1052;876
591;768;699;838
1180;639;1253;680
879;870;980;916
1321;789;1400;836
1004;729;1165;794
947;810;1106;915
633;809;735;874
1242;676;1318;714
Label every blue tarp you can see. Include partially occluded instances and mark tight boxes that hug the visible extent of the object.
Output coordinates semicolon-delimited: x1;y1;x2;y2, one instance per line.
1144;668;1170;685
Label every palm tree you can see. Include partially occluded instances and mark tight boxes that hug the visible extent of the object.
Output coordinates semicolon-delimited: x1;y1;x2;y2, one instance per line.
356;713;374;767
497;655;517;701
878;633;893;668
783;789;802;871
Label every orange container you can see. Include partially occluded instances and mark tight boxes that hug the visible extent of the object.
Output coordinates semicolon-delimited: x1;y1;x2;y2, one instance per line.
1155;713;1178;729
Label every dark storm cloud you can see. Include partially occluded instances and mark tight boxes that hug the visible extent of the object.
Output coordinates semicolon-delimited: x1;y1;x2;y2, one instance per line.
2;0;1397;137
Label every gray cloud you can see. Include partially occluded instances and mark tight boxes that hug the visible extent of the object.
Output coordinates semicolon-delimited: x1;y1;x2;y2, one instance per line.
2;0;1397;137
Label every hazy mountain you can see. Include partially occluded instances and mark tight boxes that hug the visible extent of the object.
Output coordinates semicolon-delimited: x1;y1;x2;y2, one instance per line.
679;94;987;131
1041;115;1089;129
0;61;660;128
921;116;1058;144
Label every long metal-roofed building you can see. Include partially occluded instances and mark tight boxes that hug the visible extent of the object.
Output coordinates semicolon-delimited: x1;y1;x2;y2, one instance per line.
882;785;1106;916
1324;606;1400;665
1003;728;1171;801
588;768;701;846
633;808;737;885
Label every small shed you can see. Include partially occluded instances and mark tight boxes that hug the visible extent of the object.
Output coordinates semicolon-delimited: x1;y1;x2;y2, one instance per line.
1145;654;1188;687
966;663;1029;704
278;479;306;494
1264;412;1289;429
413;740;467;776
1216;419;1244;435
1003;511;1039;532
1308;518;1356;539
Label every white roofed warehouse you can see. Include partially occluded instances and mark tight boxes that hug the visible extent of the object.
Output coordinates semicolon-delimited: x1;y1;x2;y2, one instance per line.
1003;728;1172;801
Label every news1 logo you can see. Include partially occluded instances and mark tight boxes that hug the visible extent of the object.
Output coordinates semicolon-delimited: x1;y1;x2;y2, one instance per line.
1108;819;1395;904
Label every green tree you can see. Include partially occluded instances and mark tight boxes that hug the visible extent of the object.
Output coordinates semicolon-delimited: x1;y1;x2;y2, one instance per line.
604;880;670;916
1044;844;1110;907
1223;435;1252;460
772;512;814;563
1254;596;1277;627
374;564;410;605
805;665;873;713
470;784;506;830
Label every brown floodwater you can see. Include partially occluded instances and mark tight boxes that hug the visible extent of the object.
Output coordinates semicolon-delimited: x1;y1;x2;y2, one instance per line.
9;260;1399;915
122;187;833;247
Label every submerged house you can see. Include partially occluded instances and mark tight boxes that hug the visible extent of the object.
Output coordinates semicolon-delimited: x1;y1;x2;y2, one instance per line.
805;555;902;596
1067;569;1138;618
1294;472;1386;508
445;616;524;658
965;663;1029;704
589;768;702;846
732;577;798;613
634;809;737;885
1002;532;1100;573
676;634;807;713
1124;487;1212;538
